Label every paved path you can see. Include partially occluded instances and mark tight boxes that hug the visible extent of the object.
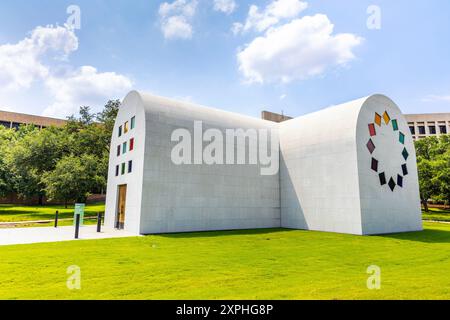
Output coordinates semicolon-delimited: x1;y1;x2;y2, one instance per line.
0;226;138;246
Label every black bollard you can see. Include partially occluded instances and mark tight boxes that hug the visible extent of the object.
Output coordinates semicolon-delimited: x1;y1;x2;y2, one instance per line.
75;214;81;239
97;212;102;233
54;210;59;228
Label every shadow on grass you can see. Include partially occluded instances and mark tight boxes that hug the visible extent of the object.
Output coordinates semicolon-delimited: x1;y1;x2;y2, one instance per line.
156;228;293;239
377;228;450;244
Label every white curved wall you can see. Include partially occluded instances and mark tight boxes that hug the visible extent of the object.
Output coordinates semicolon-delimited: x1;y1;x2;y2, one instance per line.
279;98;365;234
356;95;422;234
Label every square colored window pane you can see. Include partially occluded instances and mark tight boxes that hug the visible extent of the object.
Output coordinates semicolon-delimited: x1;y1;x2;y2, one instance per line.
371;158;378;172
124;121;129;134
115;165;119;177
130;138;134;151
117;145;121;156
379;172;386;185
121;163;125;175
374;113;382;126
397;174;403;188
368;124;376;136
399;132;405;144
367;139;376;154
118;126;122;137
392;119;398;131
128;160;133;173
383;111;390;124
131;116;136;129
402;148;409;160
402;164;408;176
123;142;127;154
388;177;396;191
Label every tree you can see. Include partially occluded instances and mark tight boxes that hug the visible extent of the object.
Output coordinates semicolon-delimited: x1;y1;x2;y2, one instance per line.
8;126;68;204
42;155;106;207
0;127;17;197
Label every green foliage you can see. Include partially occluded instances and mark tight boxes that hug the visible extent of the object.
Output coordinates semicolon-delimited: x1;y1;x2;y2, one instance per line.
1;100;119;205
42;155;105;203
415;136;450;209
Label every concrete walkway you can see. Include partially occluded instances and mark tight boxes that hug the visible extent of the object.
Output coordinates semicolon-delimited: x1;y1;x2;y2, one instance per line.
0;226;138;246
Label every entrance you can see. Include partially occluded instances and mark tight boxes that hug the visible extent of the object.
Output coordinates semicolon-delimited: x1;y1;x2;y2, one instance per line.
116;185;127;229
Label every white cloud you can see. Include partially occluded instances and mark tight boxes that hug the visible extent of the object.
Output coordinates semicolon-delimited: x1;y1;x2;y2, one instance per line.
237;14;363;83
159;0;198;40
0;25;78;90
422;95;450;102
43;66;132;118
0;25;133;118
238;0;308;33
214;0;237;15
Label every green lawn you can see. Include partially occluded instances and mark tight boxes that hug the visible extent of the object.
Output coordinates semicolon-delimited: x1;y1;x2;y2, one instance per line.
0;222;449;300
422;208;450;222
0;203;105;223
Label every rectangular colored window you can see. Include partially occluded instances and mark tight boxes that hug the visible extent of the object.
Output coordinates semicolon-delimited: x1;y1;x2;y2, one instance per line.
118;125;122;137
374;113;382;126
122;142;127;154
124;121;129;134
115;165;119;177
128;160;133;173
368;124;376;136
130;138;134;151
399;132;405;144
392;119;398;131
117;145;121;156
121;163;125;175
131;116;135;129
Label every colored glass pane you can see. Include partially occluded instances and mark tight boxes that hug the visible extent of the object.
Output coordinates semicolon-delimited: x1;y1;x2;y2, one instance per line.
374;113;382;126
367;139;376;154
392;119;398;131
379;172;386;185
368;123;376;136
383;111;391;124
371;158;378;172
399;132;405;144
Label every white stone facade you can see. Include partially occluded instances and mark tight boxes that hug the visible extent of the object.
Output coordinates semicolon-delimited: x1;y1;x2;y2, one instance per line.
105;91;422;235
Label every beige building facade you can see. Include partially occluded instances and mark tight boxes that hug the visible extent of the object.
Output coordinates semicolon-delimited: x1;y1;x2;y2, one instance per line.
0;110;66;129
404;113;450;140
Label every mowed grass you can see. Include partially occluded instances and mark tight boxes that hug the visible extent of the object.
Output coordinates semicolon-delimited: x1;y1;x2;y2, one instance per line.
422;208;450;222
0;203;105;222
0;222;449;300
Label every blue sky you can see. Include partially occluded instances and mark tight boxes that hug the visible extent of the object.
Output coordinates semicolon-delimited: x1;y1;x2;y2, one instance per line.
0;0;449;119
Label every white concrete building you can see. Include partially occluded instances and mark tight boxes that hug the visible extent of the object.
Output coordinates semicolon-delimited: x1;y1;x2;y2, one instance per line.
105;91;422;235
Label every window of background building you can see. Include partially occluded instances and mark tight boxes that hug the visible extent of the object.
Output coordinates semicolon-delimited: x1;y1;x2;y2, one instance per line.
131;116;135;130
409;126;415;134
124;121;129;134
130;138;134;151
429;126;436;134
128;160;133;173
0;121;10;128
418;126;426;135
118;125;122;137
115;165;119;176
122;142;127;154
121;163;125;175
440;125;447;134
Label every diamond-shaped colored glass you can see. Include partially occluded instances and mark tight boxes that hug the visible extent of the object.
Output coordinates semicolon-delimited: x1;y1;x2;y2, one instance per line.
375;113;382;126
402;164;408;176
402;148;409;160
397;175;403;188
371;158;378;172
367;139;376;154
368;123;376;136
388;177;396;191
383;111;391;124
399;132;405;144
379;172;387;185
392;119;398;131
